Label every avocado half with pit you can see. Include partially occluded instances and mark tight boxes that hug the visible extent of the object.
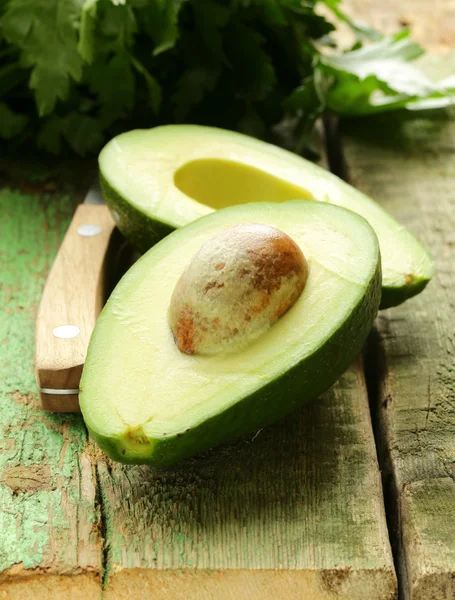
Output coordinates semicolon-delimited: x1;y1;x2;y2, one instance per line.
80;200;381;467
99;125;434;309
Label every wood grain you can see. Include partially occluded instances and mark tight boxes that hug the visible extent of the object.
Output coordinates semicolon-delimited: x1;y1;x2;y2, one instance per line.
338;110;455;599
0;188;102;598
98;362;396;599
35;204;116;412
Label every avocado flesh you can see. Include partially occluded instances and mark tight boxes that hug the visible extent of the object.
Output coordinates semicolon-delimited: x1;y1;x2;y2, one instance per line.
80;201;381;467
99;125;434;309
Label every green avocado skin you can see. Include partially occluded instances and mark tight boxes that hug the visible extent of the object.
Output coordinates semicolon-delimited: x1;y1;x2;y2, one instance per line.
85;259;382;467
100;173;175;254
381;276;430;309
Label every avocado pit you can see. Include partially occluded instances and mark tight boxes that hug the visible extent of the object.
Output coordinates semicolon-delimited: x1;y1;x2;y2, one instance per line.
168;223;308;355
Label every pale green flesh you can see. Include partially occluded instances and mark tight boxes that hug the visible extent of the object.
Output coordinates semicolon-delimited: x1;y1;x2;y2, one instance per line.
99;125;434;294
80;201;378;452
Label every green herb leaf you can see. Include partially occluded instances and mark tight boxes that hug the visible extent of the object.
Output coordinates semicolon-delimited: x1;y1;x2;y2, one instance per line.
224;23;276;102
0;101;28;139
0;61;27;98
130;55;161;113
137;0;184;56
78;0;98;64
86;51;135;125
173;66;220;121
36;116;65;154
317;31;451;114
37;112;105;155
1;0;84;115
62;112;105;155
0;0;453;156
194;0;229;66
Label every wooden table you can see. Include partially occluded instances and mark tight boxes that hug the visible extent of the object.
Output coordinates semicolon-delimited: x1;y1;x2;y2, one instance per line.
1;3;453;599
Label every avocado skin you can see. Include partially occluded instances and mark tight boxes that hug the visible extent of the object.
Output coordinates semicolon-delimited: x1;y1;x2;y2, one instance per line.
85;258;382;467
381;275;430;309
100;172;175;254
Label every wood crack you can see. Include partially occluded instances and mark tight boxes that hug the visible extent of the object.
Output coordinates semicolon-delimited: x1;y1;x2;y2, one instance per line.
365;330;405;600
94;458;112;592
424;375;432;430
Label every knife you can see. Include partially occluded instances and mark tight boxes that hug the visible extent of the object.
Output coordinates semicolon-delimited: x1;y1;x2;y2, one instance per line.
35;182;124;412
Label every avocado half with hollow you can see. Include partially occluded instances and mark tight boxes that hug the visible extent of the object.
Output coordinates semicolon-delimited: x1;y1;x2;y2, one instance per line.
80;200;381;467
99;125;434;309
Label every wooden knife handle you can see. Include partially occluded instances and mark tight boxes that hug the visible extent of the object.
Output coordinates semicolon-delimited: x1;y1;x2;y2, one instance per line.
36;204;116;412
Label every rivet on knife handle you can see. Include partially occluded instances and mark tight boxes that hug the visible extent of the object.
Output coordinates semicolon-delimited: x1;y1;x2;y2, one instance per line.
35;204;116;413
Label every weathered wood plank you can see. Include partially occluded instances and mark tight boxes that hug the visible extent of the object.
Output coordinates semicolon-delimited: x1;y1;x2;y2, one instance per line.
0;187;102;598
335;3;455;593
98;361;396;599
339;109;455;599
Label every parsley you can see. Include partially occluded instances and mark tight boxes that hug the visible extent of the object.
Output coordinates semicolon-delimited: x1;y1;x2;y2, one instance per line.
0;0;453;156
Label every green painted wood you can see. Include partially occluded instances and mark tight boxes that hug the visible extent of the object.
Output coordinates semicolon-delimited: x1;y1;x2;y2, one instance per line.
339;111;455;599
98;362;396;599
0;187;102;598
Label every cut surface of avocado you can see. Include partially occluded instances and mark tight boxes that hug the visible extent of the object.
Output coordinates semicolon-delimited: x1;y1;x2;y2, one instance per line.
80;201;381;467
99;125;434;308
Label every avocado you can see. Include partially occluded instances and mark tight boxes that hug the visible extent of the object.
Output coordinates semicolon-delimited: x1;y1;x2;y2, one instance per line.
79;200;381;467
99;125;433;309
